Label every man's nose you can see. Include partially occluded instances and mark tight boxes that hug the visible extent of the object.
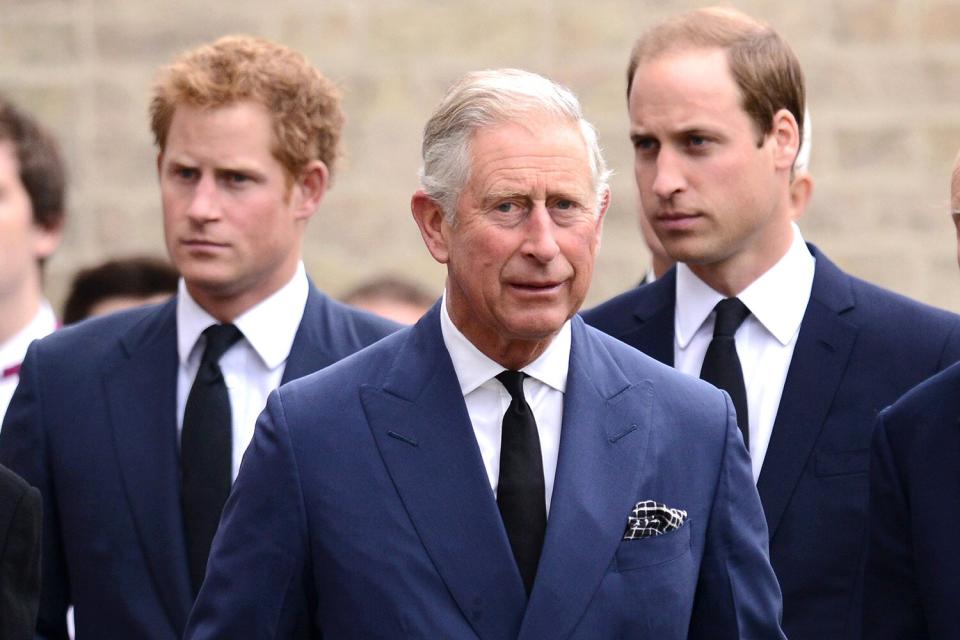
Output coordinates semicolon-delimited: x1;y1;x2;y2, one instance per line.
650;148;687;201
186;175;221;223
522;204;561;263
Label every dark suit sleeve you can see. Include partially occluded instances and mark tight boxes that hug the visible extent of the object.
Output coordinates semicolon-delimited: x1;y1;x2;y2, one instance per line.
688;394;786;639
861;411;925;638
185;390;313;639
0;345;70;640
0;469;41;640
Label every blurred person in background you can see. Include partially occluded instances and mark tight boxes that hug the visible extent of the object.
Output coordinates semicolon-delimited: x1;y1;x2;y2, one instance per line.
62;256;179;324
341;274;435;324
0;97;65;422
861;149;960;639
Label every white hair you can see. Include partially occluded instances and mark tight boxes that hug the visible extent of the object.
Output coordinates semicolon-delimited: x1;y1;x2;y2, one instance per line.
418;68;611;221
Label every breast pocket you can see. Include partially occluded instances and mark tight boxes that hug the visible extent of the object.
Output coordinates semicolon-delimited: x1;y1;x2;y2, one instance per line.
614;520;692;573
815;449;870;477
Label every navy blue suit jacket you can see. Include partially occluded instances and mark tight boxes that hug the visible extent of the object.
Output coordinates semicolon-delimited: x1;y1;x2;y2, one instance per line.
0;286;398;640
863;361;960;638
184;306;785;639
582;245;960;639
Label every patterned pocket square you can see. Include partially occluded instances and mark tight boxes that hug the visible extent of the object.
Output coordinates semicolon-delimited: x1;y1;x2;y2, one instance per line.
623;500;688;540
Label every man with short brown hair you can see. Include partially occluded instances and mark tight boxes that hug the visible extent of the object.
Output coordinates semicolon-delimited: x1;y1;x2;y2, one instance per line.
583;8;960;638
0;97;65;423
0;35;397;639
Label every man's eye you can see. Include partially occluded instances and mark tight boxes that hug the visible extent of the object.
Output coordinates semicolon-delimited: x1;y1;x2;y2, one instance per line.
227;173;250;184
633;137;657;152
555;199;574;210
495;202;517;213
688;135;708;147
175;167;198;180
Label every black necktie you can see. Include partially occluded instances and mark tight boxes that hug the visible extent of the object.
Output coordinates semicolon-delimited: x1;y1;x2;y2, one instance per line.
495;370;546;596
699;298;751;449
181;323;242;594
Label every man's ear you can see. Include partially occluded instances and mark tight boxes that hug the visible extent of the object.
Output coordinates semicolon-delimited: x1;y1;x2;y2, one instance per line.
291;160;329;221
411;190;450;264
32;217;63;261
770;108;801;171
592;187;611;250
789;173;814;221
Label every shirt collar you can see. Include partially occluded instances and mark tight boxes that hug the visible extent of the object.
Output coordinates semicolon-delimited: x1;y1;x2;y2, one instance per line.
177;262;309;369
439;290;570;395
0;300;57;368
676;223;815;347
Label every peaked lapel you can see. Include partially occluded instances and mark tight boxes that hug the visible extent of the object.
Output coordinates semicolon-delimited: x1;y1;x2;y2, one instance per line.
282;285;332;383
360;305;527;640
626;269;676;366
519;319;653;640
756;249;858;538
102;299;193;634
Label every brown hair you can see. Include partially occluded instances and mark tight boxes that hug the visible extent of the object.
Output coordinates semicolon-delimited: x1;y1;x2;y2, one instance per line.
0;96;66;230
627;7;804;146
150;35;344;179
63;256;179;324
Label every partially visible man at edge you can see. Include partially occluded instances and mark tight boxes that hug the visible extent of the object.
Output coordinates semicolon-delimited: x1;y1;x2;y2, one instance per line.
184;68;785;639
582;7;960;639
862;150;960;639
0;35;398;640
0;97;65;423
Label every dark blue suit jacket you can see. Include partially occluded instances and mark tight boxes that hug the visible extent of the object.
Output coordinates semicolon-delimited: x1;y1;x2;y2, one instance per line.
863;361;960;639
184;305;785;639
0;286;398;640
581;245;960;639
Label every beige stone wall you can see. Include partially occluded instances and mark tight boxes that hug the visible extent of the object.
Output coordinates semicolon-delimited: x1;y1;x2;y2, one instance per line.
5;0;960;315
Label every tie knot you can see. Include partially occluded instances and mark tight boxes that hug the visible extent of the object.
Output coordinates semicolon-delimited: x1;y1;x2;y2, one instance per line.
496;370;527;402
712;298;750;338
200;324;242;364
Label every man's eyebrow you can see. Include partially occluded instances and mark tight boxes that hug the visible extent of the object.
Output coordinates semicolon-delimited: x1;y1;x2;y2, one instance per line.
480;191;526;205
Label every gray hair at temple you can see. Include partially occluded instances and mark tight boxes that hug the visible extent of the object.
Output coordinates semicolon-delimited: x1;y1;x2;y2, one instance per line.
418;68;611;222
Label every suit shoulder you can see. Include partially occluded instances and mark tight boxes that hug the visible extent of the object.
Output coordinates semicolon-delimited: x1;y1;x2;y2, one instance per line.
844;273;959;326
583;324;727;415
279;326;409;400
306;289;402;351
881;361;960;432
29;301;169;362
581;282;668;336
0;463;39;524
0;464;33;497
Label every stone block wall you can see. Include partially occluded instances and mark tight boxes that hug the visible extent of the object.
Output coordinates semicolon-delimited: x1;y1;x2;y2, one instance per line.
3;0;960;314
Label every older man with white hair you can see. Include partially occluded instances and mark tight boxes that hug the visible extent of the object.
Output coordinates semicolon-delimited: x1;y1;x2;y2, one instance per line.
185;68;785;639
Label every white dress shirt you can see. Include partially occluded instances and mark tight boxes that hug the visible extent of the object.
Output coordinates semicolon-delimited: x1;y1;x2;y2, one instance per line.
0;300;57;423
176;263;309;479
674;224;815;481
439;292;568;515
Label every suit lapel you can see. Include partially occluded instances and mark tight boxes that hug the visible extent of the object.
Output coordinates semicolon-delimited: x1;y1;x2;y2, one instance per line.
281;284;336;383
519;319;652;640
103;299;193;632
627;269;676;366
361;306;527;640
757;251;858;538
